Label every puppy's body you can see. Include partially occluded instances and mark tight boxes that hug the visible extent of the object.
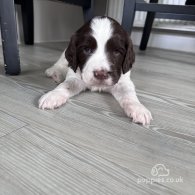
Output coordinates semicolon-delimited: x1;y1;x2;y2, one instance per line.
39;17;152;125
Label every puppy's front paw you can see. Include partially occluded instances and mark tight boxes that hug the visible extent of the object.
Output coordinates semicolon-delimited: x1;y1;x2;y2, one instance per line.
39;90;68;110
45;66;65;83
123;101;152;125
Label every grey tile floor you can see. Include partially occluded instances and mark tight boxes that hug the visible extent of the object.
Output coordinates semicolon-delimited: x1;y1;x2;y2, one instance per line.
0;43;195;195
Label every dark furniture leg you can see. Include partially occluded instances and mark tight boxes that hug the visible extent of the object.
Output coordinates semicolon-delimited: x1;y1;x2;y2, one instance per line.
139;0;158;50
185;0;195;5
139;12;156;50
122;0;136;33
0;0;20;75
82;0;94;22
21;0;34;44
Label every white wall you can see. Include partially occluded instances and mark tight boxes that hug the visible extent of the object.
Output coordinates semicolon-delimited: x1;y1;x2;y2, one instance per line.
33;0;84;43
0;0;194;53
0;0;107;44
0;0;83;44
18;0;84;43
131;30;195;54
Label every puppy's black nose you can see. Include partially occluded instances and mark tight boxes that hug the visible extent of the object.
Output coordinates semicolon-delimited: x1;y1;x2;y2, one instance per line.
93;70;109;80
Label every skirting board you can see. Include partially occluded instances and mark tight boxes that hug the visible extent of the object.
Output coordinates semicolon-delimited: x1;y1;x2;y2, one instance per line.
131;29;195;54
0;30;194;54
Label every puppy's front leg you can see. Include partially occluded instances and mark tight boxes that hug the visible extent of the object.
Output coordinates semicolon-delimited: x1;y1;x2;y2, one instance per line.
111;71;152;125
39;68;86;110
45;50;68;83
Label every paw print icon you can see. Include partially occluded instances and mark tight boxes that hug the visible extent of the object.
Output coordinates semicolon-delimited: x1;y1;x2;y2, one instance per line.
151;164;170;177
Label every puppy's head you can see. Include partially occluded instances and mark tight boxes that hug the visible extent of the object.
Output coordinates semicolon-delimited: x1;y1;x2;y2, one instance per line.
65;16;135;87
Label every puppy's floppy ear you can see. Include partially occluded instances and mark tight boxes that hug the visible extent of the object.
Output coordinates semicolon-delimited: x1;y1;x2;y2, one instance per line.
65;34;78;72
122;37;135;74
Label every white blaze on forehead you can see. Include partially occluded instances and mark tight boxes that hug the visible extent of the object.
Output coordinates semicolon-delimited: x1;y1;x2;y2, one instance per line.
90;17;113;51
81;17;114;87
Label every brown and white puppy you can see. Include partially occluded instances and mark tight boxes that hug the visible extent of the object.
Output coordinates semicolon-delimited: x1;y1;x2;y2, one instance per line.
39;16;152;125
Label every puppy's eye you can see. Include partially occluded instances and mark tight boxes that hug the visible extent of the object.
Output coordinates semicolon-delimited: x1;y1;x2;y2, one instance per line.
83;47;92;55
113;49;121;56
